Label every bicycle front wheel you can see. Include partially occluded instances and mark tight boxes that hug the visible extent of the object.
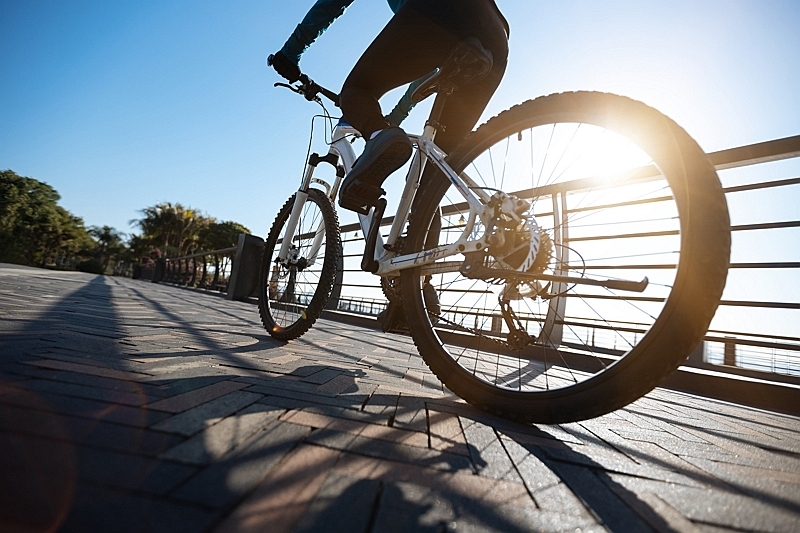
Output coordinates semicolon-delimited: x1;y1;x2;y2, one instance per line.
401;92;730;423
259;188;340;341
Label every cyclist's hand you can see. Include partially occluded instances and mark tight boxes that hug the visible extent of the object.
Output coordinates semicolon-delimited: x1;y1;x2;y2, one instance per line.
268;51;301;83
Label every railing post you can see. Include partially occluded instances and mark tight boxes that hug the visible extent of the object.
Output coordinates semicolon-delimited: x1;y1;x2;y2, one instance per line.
541;191;569;347
724;337;737;367
686;340;706;366
200;257;208;288
189;257;198;286
325;242;344;310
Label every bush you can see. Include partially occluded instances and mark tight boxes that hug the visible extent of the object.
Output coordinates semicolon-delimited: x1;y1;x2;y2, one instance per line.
76;259;104;274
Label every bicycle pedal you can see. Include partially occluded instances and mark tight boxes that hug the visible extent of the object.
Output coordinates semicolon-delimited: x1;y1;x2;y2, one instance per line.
361;198;387;274
338;182;385;216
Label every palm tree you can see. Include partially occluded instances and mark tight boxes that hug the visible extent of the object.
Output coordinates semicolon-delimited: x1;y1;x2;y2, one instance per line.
131;202;206;256
89;225;126;272
197;221;250;288
131;203;177;251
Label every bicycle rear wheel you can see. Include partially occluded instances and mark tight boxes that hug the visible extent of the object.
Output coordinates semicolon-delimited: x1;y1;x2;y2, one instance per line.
259;188;340;341
401;92;730;423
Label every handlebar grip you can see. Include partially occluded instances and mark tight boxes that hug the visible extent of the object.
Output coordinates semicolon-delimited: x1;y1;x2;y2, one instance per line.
319;87;340;107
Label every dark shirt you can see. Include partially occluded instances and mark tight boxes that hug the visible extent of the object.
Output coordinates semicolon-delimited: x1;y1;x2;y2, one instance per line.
280;0;406;65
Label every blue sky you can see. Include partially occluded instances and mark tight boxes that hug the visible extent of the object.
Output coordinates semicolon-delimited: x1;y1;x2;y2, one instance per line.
1;0;798;238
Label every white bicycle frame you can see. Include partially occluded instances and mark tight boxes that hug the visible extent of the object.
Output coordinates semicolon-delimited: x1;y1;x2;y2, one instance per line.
277;119;495;278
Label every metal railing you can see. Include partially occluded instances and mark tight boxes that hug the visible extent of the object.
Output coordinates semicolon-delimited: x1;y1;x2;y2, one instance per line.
160;247;237;291
146;135;799;382
333;134;800;380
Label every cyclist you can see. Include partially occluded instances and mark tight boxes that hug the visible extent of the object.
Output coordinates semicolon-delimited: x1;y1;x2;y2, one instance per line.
270;0;509;215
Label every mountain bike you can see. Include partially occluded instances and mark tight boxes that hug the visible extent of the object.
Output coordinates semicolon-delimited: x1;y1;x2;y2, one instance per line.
258;43;730;423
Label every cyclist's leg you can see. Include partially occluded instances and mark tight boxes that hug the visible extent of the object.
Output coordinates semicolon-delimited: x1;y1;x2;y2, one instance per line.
340;0;507;143
338;3;457;214
338;1;509;213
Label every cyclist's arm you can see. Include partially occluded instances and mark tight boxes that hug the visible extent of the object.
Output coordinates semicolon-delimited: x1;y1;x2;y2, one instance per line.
280;0;357;65
280;0;407;65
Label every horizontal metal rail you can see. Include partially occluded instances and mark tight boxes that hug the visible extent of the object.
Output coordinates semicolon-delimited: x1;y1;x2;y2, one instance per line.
161;246;237;290
330;134;800;379
165;247;237;262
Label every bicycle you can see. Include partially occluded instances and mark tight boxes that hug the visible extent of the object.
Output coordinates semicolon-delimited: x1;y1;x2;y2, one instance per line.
259;42;730;423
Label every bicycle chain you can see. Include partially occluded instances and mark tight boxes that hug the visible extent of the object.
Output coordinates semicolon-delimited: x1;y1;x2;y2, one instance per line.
427;311;513;352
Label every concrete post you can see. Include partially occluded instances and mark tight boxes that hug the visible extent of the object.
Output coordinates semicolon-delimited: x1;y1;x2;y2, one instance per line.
685;340;706;366
226;234;265;301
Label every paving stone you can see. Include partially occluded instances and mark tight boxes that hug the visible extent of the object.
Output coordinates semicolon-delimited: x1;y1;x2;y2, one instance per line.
331;451;538;518
0;424;78;532
428;410;469;456
145;380;249;413
257;394;320;410
306;428;472;473
315;374;361;395
610;473;800;533
547;462;653;532
300;367;343;385
393;394;428;433
369;479;548;533
151;390;263;436
4;363;170;399
236;375;328;395
160;403;284;465
3;266;800;533
498;435;563;494
152;375;230;396
283;409;430;448
361;390;399;421
6;377;150;406
298;403;393;425
213;443;341;533
461;417;522;482
170;420;310;509
247;384;370;409
59;484;216;533
74;443;198;495
267;354;302;365
0;402;181;457
0;385;170;427
292;473;381;533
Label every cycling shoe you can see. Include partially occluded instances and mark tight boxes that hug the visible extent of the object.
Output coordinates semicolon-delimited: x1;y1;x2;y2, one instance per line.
339;127;412;215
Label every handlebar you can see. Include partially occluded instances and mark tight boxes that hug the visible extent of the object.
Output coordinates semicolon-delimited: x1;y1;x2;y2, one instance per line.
269;58;340;107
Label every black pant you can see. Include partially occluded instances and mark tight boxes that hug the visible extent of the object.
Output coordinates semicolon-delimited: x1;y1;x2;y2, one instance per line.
340;0;509;154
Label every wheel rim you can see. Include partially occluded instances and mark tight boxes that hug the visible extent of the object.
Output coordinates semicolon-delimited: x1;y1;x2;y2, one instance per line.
267;195;330;330
417;119;685;394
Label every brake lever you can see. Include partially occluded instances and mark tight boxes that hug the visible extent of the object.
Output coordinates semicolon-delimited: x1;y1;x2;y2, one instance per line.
274;81;320;102
273;78;338;107
274;82;302;94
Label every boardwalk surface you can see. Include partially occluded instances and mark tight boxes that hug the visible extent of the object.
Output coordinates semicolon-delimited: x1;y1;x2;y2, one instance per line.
1;264;799;533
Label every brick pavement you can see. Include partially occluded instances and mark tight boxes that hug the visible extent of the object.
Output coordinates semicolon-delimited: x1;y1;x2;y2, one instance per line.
1;263;799;533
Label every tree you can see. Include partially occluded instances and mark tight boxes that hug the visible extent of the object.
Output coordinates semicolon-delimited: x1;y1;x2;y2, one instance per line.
130;202;212;257
195;221;250;288
198;221;250;251
0;170;92;267
89;225;126;272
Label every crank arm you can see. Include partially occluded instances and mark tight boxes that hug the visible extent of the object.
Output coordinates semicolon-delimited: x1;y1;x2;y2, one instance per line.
460;264;649;293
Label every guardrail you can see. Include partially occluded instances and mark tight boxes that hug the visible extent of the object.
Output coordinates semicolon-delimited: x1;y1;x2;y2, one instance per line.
333;135;800;381
160;247;237;291
153;135;799;384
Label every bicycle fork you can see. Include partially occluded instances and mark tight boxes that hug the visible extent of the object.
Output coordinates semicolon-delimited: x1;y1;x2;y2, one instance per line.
277;153;343;267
